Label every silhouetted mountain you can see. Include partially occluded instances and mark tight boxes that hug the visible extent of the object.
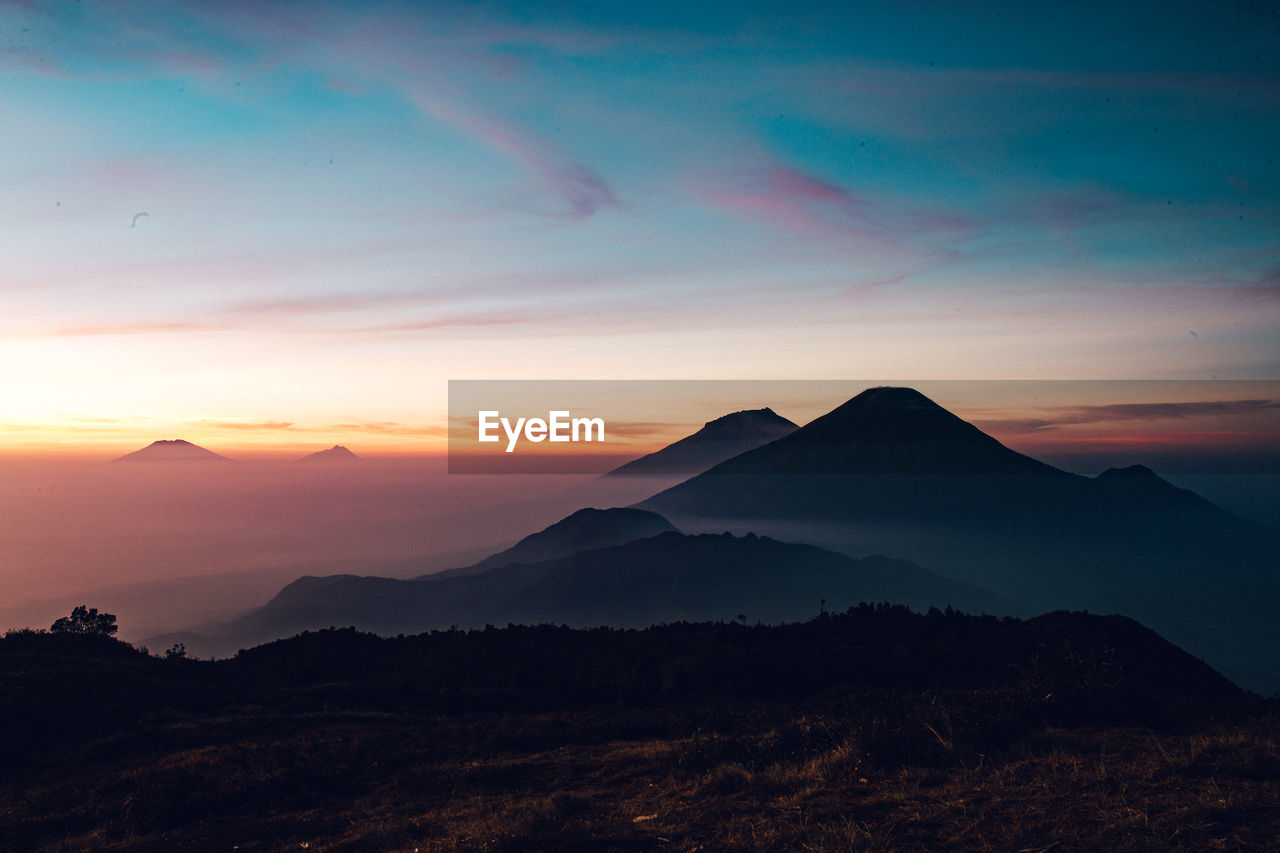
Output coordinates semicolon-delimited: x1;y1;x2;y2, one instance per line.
1091;463;1226;513
637;386;1280;691
641;387;1083;522
112;439;230;462
723;388;1059;476
639;387;1270;539
427;507;679;579
606;407;798;476
299;444;361;463
182;530;1002;655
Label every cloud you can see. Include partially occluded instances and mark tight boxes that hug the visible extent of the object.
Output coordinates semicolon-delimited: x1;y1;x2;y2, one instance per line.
330;422;449;438
45;321;222;337
187;420;295;431
409;92;620;220
695;161;968;254
346;308;574;336
226;291;423;320
2;3;617;227
975;399;1280;433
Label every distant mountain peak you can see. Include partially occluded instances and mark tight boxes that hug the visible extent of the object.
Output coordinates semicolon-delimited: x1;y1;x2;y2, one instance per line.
701;406;790;428
113;439;229;462
606;406;798;476
300;445;361;463
859;385;940;403
1093;463;1220;511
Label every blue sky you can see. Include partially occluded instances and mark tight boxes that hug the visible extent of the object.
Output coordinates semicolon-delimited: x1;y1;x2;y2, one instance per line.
1;0;1277;449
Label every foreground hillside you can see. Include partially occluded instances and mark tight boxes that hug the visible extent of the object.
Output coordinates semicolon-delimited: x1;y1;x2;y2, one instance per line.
3;606;1278;851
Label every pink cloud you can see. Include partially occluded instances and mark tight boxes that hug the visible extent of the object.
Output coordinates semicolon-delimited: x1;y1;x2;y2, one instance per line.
227;291;425;320
695;162;969;258
410;92;620;220
45;321;221;337
351;309;569;334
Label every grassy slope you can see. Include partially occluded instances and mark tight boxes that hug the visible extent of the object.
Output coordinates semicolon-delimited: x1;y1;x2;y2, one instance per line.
2;608;1277;852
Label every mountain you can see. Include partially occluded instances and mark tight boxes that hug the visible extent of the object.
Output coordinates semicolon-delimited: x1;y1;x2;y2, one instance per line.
427;507;678;579
112;439;230;462
606;407;798;476
1091;463;1226;513
637;386;1280;691
640;387;1088;523
175;527;1003;655
639;386;1266;545
299;444;361;463
636;386;1271;534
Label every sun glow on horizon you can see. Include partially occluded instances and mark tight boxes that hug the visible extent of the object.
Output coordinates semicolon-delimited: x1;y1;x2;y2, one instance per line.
1;2;1277;453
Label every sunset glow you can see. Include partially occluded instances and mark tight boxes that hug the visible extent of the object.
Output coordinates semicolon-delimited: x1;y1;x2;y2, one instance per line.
1;1;1277;455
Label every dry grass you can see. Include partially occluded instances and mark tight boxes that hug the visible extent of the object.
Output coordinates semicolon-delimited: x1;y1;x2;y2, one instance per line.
11;715;1276;852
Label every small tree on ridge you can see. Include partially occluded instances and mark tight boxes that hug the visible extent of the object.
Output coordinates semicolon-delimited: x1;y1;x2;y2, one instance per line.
50;605;118;638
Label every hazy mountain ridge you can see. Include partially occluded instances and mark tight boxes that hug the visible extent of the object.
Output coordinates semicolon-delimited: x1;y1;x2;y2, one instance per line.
139;386;1278;689
606;407;798;476
161;528;1001;657
427;507;678;579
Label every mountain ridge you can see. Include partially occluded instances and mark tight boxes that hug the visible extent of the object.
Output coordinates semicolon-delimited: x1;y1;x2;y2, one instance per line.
426;506;678;579
606;407;798;476
152;527;1004;657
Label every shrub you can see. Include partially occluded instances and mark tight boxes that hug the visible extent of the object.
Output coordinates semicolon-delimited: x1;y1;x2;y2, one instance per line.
50;606;118;638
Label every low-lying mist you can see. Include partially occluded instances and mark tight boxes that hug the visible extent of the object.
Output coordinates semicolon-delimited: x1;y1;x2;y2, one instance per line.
0;456;675;642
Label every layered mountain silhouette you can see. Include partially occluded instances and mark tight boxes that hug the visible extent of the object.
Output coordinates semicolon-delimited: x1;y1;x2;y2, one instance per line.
299;445;361;463
113;439;230;462
140;387;1279;691
638;386;1280;691
606;407;798;476
160;508;1001;657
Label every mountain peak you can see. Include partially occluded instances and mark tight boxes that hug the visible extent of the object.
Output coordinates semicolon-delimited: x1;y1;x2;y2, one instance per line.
703;386;1062;477
701;406;790;428
1093;463;1219;512
606;407;798;476
300;445;361;463
113;439;230;462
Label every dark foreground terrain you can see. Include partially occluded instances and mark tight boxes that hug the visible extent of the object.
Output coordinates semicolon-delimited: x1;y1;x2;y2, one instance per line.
3;606;1278;852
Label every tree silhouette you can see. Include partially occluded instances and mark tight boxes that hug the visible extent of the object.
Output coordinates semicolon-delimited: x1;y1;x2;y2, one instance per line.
50;606;118;638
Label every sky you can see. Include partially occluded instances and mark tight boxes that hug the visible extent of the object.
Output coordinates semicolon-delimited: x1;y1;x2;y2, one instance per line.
2;0;1278;452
